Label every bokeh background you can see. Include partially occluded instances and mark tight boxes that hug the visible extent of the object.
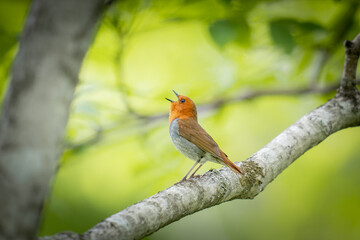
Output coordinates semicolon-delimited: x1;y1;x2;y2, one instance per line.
1;0;360;239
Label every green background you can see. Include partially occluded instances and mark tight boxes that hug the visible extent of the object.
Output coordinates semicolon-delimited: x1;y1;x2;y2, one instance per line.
1;0;359;239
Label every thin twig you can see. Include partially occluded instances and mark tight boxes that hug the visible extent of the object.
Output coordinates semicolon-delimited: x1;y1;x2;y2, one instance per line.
66;80;360;151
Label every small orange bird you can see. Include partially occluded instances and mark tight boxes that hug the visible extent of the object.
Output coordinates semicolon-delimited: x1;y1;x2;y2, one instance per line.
166;90;242;181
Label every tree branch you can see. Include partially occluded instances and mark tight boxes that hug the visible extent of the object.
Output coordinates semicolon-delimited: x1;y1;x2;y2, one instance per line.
338;33;360;96
42;34;360;240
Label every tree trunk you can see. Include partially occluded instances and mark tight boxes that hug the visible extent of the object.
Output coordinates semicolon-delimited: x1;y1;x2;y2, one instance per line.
0;0;107;239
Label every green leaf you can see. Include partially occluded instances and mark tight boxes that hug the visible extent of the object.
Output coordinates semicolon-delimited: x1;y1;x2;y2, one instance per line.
269;19;327;53
296;21;325;32
269;20;296;54
209;18;250;47
209;19;238;47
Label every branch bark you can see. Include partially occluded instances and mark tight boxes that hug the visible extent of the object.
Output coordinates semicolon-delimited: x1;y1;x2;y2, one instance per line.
0;0;108;239
41;35;360;240
338;33;360;97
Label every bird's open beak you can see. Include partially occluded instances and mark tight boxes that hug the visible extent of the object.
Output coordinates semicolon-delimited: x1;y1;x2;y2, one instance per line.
165;90;179;102
172;90;179;99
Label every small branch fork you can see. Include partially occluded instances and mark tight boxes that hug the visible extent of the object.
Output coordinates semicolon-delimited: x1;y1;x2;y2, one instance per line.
338;33;360;98
41;34;360;240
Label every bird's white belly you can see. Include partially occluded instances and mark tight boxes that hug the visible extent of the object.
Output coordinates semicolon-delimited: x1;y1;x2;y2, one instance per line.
169;119;220;164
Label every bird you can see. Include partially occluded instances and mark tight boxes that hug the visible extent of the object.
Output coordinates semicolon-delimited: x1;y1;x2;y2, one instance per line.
166;90;243;181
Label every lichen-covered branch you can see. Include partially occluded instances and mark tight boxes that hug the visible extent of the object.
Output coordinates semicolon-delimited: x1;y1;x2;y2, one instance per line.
0;0;107;239
41;34;360;240
339;33;360;94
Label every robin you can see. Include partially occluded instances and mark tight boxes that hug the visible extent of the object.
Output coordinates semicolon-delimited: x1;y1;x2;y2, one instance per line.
166;90;242;181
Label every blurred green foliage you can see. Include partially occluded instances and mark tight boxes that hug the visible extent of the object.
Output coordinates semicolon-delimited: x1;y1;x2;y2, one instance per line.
0;0;30;98
1;0;360;239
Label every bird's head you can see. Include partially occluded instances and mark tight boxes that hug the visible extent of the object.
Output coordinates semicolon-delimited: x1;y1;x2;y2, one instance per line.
166;90;197;123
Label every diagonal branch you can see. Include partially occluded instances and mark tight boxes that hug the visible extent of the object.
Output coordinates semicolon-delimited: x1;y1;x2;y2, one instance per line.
43;94;360;240
42;34;360;240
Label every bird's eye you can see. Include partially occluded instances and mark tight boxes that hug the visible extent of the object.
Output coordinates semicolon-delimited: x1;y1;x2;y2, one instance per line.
180;99;185;103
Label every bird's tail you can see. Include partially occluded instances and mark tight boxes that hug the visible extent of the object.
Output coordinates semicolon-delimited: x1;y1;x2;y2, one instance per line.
220;151;243;175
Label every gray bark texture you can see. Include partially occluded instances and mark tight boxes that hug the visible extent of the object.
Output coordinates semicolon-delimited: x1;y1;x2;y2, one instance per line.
0;0;106;239
41;34;360;240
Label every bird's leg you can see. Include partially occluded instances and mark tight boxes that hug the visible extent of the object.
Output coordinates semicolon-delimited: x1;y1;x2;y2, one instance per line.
189;163;203;178
179;159;200;182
